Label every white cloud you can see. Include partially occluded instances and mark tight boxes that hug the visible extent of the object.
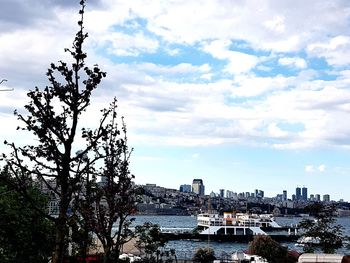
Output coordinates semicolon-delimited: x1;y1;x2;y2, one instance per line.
318;165;326;172
231;74;294;97
305;165;314;173
305;164;326;173
107;0;350;54
203;40;259;74
278;57;307;69
264;15;286;34
267;123;288;138
100;32;159;56
2;0;350;151
307;36;350;66
225;52;259;74
137;63;210;75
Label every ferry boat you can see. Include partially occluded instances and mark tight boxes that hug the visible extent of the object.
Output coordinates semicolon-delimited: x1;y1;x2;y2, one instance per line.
197;211;283;236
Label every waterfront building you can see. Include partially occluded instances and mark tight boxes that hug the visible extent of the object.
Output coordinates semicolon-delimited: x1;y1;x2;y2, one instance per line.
219;189;225;198
276;194;283;202
192;179;205;196
226;190;234;198
179;184;191;193
309;194;314;201
283;190;287;201
258;190;264;198
143;184;168;197
323;194;330;202
302;187;308;201
315;194;321;202
296;187;301;200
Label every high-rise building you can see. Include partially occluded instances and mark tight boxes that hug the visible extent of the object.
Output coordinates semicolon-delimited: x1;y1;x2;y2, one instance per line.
296;187;301;200
226;190;234;198
179;184;191;193
283;190;287;201
192;179;205;196
276;194;283;201
258;190;264;198
219;189;225;198
315;194;321;202
323;194;330;202
302;187;308;201
310;194;315;201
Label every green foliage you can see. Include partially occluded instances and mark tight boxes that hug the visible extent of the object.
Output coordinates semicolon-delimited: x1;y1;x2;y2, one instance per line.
192;247;216;263
0;168;55;263
299;203;343;253
135;222;177;263
248;235;297;263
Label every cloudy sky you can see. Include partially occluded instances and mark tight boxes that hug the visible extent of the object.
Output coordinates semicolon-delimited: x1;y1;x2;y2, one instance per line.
1;0;350;201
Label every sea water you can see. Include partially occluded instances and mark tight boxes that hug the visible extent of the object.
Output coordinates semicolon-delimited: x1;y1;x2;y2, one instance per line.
132;215;350;259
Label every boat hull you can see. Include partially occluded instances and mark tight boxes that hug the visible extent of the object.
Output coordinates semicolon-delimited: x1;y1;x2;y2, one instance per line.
159;232;300;242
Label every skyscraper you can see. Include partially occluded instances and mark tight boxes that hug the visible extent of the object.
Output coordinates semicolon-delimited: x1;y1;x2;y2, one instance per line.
283;190;287;201
296;187;301;200
179;184;191;193
302;187;308;201
220;189;225;198
315;194;321;202
192;179;205;196
258;190;264;198
323;194;330;202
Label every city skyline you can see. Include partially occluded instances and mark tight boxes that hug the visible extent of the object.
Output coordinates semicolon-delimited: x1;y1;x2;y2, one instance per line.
169;181;338;202
1;1;350;201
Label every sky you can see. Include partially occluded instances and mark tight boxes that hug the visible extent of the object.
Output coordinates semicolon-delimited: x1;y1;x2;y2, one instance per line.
1;0;350;201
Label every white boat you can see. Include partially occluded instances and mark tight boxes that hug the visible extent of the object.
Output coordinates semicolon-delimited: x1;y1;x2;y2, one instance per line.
295;236;321;247
197;211;282;236
213;251;268;263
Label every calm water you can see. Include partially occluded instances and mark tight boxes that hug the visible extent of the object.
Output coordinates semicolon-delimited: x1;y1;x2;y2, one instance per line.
132;215;350;259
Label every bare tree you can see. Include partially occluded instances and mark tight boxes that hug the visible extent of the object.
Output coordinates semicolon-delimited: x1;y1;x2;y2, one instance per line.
90;101;137;263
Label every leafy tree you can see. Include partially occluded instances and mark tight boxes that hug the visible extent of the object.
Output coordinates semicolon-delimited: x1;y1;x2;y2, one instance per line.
248;235;297;263
192;247;216;263
299;202;343;253
135;222;177;263
0;168;54;263
1;1;135;262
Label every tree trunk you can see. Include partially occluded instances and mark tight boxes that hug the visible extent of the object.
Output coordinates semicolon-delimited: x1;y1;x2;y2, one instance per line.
52;220;67;263
103;245;111;263
52;179;69;263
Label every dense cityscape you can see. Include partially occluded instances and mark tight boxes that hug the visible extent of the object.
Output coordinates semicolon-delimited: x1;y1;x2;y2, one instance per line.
136;179;350;217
